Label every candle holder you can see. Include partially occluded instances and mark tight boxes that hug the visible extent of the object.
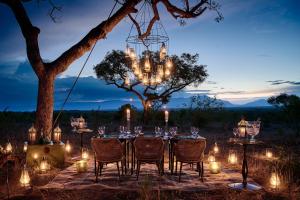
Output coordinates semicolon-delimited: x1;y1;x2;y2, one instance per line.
53;125;62;143
270;172;281;190
209;161;221;174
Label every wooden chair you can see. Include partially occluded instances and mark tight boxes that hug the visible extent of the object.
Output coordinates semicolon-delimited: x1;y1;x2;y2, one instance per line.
174;139;206;182
91;138;125;182
134;137;164;180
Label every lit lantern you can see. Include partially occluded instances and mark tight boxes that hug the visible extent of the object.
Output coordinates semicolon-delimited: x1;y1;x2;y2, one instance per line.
156;76;162;84
129;48;136;59
126;108;130;121
82;149;89;160
53;125;62;143
213;142;219;154
270;172;281;189
40;157;50;173
144;54;151;72
65;140;71;153
23;142;28;153
238;119;247;137
143;73;149;85
19;165;30;187
159;42;167;60
228;150;238;164
132;60;138;69
28;124;37;144
207;154;215;162
6;142;12;154
164;110;169;123
32;153;39;160
265;148;273;159
209;161;221;174
150;77;156;85
158;65;164;76
165;57;173;68
165;69;171;76
76;160;88;173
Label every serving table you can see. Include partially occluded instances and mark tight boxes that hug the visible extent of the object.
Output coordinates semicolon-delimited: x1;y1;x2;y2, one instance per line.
228;138;263;190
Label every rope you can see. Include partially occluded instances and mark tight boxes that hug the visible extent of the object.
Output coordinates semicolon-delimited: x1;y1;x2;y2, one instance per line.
50;0;119;135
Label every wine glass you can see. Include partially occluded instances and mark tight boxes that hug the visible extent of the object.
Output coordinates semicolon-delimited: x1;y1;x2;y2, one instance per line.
155;126;162;136
119;126;125;134
169;126;177;137
134;126;142;136
191;126;199;137
98;126;105;137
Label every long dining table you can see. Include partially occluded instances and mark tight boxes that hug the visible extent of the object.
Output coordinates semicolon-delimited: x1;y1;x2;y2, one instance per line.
93;133;206;176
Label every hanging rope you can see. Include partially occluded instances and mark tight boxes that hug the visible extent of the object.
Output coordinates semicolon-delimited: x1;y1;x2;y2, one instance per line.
50;0;119;135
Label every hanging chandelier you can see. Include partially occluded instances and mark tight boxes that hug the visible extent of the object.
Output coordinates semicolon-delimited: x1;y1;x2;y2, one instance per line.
125;0;173;86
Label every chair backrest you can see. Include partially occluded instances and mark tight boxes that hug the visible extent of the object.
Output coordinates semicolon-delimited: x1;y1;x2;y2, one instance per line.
91;138;123;162
175;139;206;162
134;137;164;160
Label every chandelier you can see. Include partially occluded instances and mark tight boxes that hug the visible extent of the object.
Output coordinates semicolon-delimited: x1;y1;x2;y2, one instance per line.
125;0;173;86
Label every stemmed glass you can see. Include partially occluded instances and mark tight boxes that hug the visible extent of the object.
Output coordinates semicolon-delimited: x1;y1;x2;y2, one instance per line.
191;126;199;137
97;126;105;137
169;126;178;137
134;126;142;136
119;126;125;135
155;126;162;137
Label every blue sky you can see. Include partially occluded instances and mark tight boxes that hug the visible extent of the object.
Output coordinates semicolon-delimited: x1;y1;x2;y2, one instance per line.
0;0;299;110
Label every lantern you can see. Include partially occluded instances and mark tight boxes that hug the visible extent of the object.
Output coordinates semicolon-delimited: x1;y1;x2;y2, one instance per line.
207;152;215;162
78;116;85;129
270;172;281;189
32;153;39;160
126;108;130;121
53;125;62;143
228;150;238;164
156;76;162;84
265;148;273;159
144;54;151;72
238;119;247;137
76;160;88;173
19;165;30;187
28;124;37;144
6;142;12;154
65;140;71;153
159;42;167;60
23;142;28;153
209;161;221;174
40;157;50;173
213;142;219;154
82;149;89;160
165;69;171;77
164;110;169;123
129;48;136;60
165;57;173;69
143;73;149;84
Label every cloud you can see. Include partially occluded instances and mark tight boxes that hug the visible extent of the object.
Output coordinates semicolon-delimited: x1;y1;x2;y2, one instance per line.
267;80;300;85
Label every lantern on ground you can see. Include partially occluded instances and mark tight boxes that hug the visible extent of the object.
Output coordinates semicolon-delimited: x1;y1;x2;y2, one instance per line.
207;152;215;163
228;150;238;164
65;140;71;153
265;148;273;159
53;125;62;143
40;157;50;173
23;142;28;153
19;165;30;187
82;149;89;160
213;142;219;154
28;124;37;144
76;160;88;173
6;142;12;154
209;161;221;174
238;119;247;137
270;172;281;189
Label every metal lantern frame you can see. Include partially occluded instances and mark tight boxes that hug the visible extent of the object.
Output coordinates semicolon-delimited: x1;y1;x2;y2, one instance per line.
125;0;173;86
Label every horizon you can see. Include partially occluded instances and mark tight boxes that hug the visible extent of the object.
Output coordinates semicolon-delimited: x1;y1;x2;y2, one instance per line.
0;0;299;111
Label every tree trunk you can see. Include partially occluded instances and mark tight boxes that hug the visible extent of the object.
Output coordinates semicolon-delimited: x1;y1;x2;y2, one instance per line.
35;73;55;140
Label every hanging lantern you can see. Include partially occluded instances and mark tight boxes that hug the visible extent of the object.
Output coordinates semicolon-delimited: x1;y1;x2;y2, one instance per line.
238;119;247;137
165;68;171;77
65;140;71;153
40;157;50;173
265;148;273;159
143;73;149;85
53;125;62;143
150;76;156;85
209;161;221;174
165;57;173;69
158;65;164;76
78;116;85;129
270;172;281;189
81;149;89;160
6;142;12;154
28;124;37;144
159;42;167;60
32;153;39;160
228;150;238;164
213;142;219;154
23;142;28;153
156;76;162;84
144;54;151;72
19;165;30;187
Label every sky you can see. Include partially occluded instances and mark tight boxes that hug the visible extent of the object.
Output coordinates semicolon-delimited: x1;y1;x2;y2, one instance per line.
0;0;299;111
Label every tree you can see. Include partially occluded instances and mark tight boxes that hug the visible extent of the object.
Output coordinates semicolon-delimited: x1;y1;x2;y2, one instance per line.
0;0;222;139
94;50;207;122
268;93;300;135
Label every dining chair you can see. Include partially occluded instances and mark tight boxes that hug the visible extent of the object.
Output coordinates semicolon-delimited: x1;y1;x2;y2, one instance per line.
134;136;164;180
91;138;125;182
174;139;206;182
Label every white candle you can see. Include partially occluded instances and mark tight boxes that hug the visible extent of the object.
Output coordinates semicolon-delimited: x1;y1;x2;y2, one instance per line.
165;110;169;123
126;108;130;121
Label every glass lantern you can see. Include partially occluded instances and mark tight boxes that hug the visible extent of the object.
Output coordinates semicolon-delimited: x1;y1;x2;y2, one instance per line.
238;119;247;137
53;125;62;143
270;172;281;189
228;150;238;164
65;140;71;153
209;161;221;174
28;124;37;144
23;142;28;153
213;142;219;154
40;157;50;173
19;165;30;187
